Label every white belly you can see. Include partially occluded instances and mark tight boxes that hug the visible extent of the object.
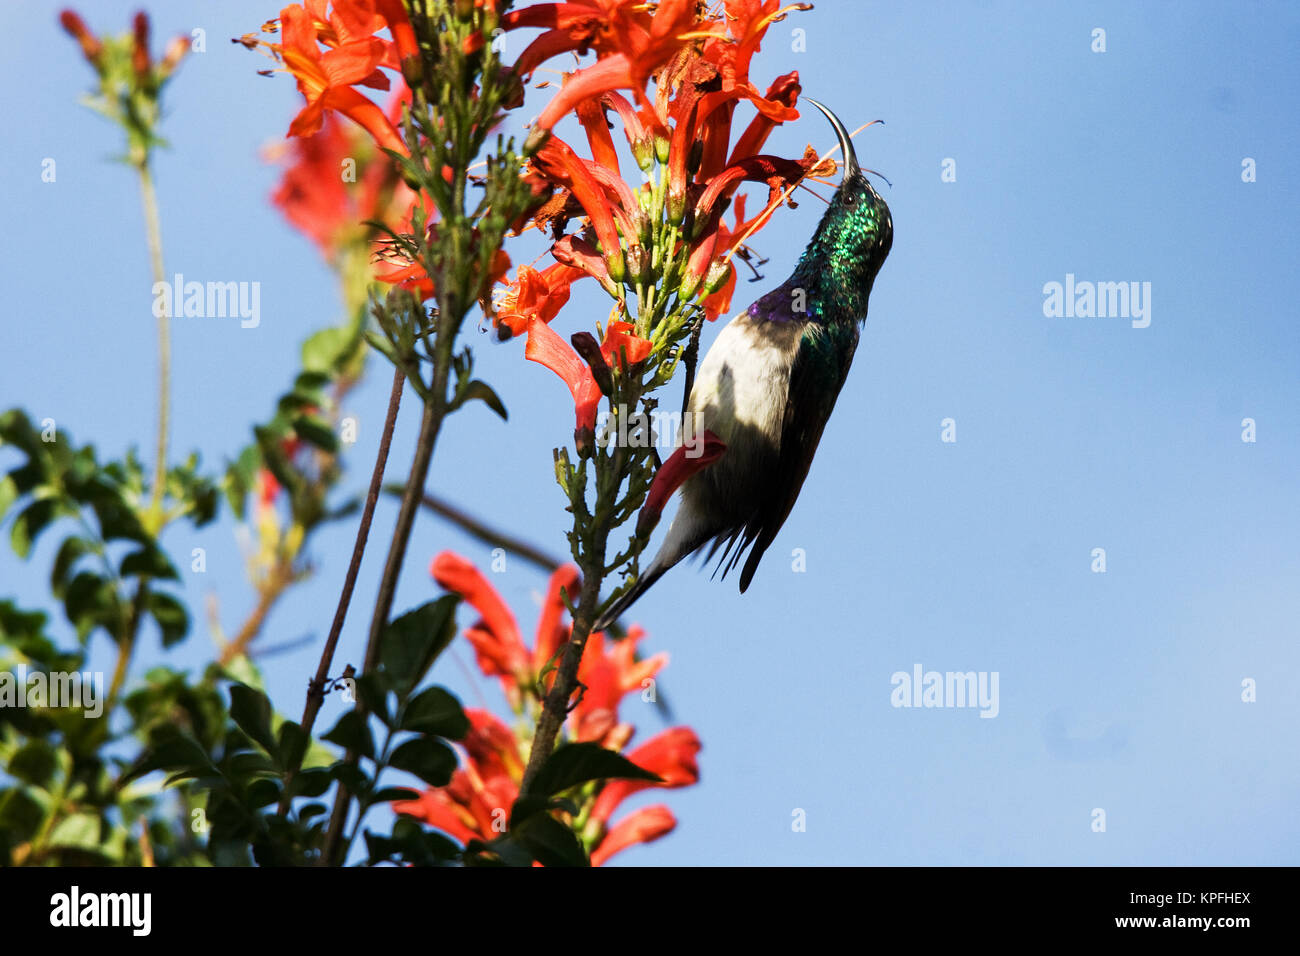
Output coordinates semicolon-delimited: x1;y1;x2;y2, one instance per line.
686;313;801;447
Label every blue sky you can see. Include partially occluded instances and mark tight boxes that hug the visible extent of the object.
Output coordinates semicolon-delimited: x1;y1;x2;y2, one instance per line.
2;0;1298;865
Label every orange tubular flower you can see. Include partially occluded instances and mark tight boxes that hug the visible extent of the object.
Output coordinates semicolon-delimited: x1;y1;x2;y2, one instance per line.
589;805;676;866
573;625;667;743
534;564;581;679
494;263;587;339
507;0;711;136
397;551;697;864
392;709;523;845
506;0;820;350
270;98;415;261
274;3;407;153
531;137;627;284
524;317;604;439
430;552;530;685
590;726;702;821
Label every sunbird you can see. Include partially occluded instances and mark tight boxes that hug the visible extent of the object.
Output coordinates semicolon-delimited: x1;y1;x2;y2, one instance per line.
594;99;893;631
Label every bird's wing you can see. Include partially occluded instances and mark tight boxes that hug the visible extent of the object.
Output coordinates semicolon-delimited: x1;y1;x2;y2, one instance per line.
733;321;859;591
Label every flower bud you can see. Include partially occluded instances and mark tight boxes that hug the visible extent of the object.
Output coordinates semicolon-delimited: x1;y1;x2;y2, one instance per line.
604;248;626;286
158;36;190;78
571;332;614;397
131;11;151;80
624;244;649;285
702;259;733;297
59;10;103;67
654;132;670;166
523;125;552;157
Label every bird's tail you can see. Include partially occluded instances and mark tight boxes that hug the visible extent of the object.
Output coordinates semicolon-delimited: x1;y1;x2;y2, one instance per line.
591;559;670;633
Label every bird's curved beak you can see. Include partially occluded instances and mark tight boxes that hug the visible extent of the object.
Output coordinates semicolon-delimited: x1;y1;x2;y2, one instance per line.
803;97;860;181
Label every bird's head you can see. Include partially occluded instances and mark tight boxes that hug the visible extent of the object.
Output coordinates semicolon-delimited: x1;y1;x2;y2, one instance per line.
796;99;893;320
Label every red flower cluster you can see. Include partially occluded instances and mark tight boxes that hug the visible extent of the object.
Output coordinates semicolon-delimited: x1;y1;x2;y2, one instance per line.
258;0;416;154
391;552;701;865
496;0;822;444
269;103;415;262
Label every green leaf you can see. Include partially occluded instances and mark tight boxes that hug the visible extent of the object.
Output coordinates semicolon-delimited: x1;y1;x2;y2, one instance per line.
372;786;420;804
327;760;371;794
120;545;179;581
147;591;189;647
387;736;457;787
245;778;280;809
322;710;374;760
301;324;356;374
277;720;309;771
400;686;469;740
511;812;590;867
50;536;93;596
0;473;18;521
47;812;104;852
63;571;122;641
228;684;277;756
528;742;662;799
120;731;215;786
379;596;459;698
460;380;508;421
292;414;339;454
8;740;58;787
288;768;331;798
11;498;58;558
254;425;302;497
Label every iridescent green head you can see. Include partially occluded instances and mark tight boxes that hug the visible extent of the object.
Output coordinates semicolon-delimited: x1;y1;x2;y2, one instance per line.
792;99;893;323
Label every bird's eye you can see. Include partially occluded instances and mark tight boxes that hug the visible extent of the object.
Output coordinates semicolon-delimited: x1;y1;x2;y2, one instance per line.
843;193;856;205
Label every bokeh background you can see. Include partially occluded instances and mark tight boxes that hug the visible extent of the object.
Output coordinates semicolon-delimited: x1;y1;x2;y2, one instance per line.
2;0;1297;864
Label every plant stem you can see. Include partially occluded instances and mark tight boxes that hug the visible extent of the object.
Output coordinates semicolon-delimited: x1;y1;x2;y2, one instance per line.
321;304;459;860
106;577;151;713
136;161;169;532
519;552;606;793
278;365;405;818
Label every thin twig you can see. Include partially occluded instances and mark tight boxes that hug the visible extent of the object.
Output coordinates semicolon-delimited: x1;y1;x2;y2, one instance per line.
391;486;565;572
277;366;405;818
322;383;446;862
